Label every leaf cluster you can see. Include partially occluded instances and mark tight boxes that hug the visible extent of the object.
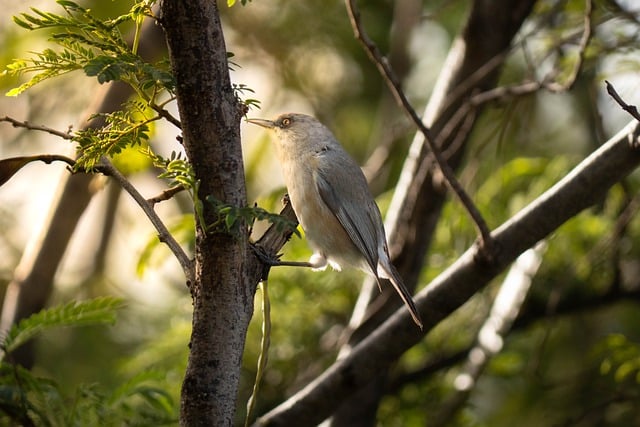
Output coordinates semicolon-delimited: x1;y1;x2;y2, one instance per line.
1;297;125;358
205;196;300;238
0;366;176;427
75;100;157;170
145;149;197;193
5;0;173;97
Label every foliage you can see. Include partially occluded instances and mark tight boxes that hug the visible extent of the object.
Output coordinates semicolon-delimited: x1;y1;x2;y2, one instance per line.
0;298;176;426
0;365;176;427
1;297;125;358
75;101;157;170
599;334;640;384
5;0;170;96
205;195;300;238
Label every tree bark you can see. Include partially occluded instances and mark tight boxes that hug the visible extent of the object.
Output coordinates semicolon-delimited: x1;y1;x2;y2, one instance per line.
159;1;253;425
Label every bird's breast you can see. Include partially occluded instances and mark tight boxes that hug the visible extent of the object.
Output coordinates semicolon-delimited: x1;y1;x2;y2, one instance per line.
280;153;362;268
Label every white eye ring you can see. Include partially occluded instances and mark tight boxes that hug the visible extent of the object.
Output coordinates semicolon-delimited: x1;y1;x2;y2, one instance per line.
281;118;291;127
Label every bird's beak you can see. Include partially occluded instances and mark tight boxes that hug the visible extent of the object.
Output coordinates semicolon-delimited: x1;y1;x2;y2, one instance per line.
246;118;275;129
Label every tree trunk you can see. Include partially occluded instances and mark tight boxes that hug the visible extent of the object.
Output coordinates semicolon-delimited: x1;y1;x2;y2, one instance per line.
159;1;253;424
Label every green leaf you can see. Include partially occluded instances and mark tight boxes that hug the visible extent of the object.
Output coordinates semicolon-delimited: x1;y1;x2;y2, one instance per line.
1;297;125;356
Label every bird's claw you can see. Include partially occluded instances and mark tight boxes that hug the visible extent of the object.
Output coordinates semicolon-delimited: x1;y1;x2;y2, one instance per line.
250;243;282;266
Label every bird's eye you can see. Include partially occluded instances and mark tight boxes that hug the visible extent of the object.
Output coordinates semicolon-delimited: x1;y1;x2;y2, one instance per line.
281;118;291;127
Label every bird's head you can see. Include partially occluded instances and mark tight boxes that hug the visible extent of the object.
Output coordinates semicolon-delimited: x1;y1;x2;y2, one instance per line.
247;113;335;153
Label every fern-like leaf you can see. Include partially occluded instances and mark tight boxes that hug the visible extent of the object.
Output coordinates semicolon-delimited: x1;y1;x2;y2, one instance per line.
1;297;125;357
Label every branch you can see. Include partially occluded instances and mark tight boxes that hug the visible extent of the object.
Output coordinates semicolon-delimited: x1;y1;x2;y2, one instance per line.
147;184;185;206
606;80;640;123
544;0;593;93
438;0;594;158
255;121;640;426
344;0;494;256
97;159;194;284
0;116;73;140
150;102;182;129
0;155;76;186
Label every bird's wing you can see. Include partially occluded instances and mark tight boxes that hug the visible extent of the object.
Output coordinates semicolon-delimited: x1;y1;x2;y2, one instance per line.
314;157;380;274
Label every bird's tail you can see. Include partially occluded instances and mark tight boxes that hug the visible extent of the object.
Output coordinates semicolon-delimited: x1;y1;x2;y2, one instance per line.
378;260;423;329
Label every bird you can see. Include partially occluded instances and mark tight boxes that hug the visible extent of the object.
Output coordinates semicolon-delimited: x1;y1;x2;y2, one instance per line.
247;113;422;329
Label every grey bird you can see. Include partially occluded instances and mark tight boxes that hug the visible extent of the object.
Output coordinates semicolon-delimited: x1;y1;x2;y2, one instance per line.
247;113;423;329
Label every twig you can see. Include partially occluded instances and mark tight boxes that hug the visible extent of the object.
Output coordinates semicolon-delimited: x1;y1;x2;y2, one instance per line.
150;102;182;129
438;0;594;158
0;155;77;186
344;0;494;257
98;159;195;284
147;184;186;205
544;0;593;93
0;116;73;140
606;80;640;123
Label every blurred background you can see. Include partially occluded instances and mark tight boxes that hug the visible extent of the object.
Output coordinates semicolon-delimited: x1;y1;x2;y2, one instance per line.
1;0;640;425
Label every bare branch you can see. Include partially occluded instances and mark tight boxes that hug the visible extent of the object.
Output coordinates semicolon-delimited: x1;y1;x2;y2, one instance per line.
150;102;182;129
344;0;494;257
0;116;194;282
97;159;194;284
0;116;73;140
606;80;640;123
147;184;186;206
545;0;593;92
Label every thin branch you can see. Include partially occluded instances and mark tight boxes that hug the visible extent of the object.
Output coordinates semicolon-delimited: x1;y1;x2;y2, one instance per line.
606;80;640;123
97;159;194;284
438;0;594;158
545;0;593;92
435;0;594;157
150;102;182;129
344;0;494;257
0;116;73;140
147;184;186;205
